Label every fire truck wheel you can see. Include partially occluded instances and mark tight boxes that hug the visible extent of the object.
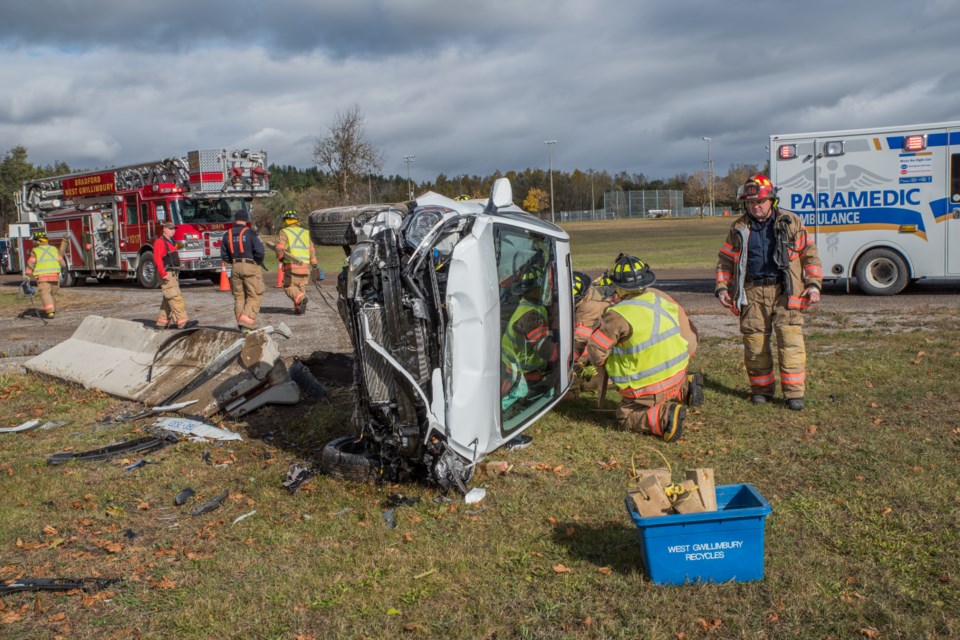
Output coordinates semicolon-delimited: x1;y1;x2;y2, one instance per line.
854;248;909;296
137;251;160;289
59;270;76;288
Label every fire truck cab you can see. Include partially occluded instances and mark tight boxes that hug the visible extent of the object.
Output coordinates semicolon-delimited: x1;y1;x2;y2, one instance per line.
16;149;270;288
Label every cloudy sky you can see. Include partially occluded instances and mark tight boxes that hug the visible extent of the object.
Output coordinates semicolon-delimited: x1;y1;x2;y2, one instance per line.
2;0;959;184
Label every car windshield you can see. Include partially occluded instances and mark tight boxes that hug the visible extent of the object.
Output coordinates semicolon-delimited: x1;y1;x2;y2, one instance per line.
496;226;562;433
178;198;248;224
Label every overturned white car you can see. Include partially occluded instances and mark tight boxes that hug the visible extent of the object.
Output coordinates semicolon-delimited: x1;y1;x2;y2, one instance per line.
309;179;573;491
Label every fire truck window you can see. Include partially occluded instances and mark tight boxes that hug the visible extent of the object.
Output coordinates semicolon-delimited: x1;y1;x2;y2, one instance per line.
156;205;166;222
140;203;150;225
125;196;137;225
951;153;960;202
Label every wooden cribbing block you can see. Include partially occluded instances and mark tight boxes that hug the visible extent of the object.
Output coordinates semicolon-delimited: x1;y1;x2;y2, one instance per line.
629;475;674;517
685;468;717;512
673;479;707;514
634;467;671;487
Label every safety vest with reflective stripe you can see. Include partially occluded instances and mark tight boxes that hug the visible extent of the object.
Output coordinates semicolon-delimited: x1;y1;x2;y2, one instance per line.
605;292;689;392
30;245;62;278
279;226;311;264
501;300;549;375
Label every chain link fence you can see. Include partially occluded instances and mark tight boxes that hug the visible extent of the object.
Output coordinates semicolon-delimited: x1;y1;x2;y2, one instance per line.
554;190;734;222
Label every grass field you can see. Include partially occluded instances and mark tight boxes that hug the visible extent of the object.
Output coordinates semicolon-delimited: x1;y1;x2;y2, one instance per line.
1;221;958;639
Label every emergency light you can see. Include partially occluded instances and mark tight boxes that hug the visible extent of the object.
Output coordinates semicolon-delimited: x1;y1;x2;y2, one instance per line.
903;135;926;152
777;144;797;160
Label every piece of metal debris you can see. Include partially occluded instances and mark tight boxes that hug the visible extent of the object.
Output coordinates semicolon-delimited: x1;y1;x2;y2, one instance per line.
127;400;199;421
289;358;328;400
0;577;120;596
465;506;487;515
155;417;243;442
387;493;421;507
433;496;455;504
329;508;351;517
464;487;487;505
189;491;228;516
382;508;397;529
283;462;318;494
47;434;177;465
231;510;257;526
124;459;147;472
0;420;41;434
174;488;195;506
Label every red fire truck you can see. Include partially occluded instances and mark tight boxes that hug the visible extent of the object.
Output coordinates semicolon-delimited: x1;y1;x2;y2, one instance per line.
15;149;270;288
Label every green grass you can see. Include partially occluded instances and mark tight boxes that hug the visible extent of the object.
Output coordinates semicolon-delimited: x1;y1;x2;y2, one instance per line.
1;311;958;638
563;217;731;271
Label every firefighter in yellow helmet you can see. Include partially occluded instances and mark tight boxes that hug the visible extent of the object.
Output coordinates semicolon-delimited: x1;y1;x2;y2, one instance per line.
587;253;701;442
501;262;555;387
24;230;67;319
274;210;318;314
715;174;822;411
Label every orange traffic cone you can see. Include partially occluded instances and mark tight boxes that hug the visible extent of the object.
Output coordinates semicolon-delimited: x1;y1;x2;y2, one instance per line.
219;264;230;291
275;263;285;288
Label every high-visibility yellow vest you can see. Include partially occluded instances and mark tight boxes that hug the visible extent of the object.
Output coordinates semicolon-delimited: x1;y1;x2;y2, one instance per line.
31;245;62;278
501;300;549;375
605;292;689;391
280;226;310;264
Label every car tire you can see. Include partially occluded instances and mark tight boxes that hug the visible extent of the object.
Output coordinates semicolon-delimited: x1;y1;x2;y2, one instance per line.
854;248;908;296
137;251;160;289
309;208;359;247
320;436;380;483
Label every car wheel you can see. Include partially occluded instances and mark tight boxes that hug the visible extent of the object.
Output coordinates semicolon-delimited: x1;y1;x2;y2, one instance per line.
320;436;380;483
137;251;160;289
854;248;908;296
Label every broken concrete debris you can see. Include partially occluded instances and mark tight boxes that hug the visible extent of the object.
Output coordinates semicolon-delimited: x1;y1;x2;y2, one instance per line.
25;316;300;418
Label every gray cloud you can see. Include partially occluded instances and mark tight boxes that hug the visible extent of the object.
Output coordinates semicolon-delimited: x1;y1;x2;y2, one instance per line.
2;1;959;183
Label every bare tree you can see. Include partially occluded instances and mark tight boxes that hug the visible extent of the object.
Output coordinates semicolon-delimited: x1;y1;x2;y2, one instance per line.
313;104;383;204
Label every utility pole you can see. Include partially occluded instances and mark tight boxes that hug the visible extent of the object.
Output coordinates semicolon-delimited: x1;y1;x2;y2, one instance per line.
403;154;416;200
545;140;557;223
589;168;595;218
702;137;714;217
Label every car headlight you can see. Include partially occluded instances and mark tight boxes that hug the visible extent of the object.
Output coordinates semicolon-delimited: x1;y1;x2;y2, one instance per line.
402;208;446;250
348;242;374;275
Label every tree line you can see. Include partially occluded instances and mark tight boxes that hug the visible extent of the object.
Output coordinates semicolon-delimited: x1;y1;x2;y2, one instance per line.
1;105;768;232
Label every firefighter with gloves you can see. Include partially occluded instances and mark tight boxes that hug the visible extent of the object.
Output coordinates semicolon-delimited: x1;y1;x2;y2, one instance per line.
220;210;266;334
153;222;196;330
715;174;822;411
274;210;318;314
570;271;611;393
23;231;67;319
587;254;702;442
501;263;555;388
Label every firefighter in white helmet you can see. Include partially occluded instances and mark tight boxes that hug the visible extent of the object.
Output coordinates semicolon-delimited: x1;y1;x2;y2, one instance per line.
587;253;702;442
23;231;67;319
715;174;822;411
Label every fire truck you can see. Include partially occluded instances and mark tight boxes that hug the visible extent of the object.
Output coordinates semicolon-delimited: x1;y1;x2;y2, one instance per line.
14;149;270;288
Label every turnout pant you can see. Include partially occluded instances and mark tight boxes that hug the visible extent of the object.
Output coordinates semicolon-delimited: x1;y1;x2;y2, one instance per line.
156;274;188;327
616;374;690;435
739;283;806;399
231;261;265;329
282;269;309;309
36;280;60;315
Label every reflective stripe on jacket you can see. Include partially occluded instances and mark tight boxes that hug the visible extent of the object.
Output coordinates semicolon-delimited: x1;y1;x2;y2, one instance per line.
501;300;549;374
605;292;689;392
278;225;314;274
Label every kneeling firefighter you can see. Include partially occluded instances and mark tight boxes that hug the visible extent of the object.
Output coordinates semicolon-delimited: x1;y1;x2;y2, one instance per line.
587;253;702;442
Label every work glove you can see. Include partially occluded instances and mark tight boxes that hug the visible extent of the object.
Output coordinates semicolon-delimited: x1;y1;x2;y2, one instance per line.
579;365;598;381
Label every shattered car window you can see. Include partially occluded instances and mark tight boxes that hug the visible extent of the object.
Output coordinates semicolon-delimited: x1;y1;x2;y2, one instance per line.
497;227;562;432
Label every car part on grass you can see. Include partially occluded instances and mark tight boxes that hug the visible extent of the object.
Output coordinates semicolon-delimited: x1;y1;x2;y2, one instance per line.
289;358;328;400
124;459;148;472
464;487;487;505
382;509;397;529
311;179;573;492
174;488;196;505
154;417;243;441
283;462;319;494
0;577;120;596
189;490;228;516
47;434;177;465
0;420;41;434
25;316;300;418
231;510;257;526
124;400;199;421
387;493;421;507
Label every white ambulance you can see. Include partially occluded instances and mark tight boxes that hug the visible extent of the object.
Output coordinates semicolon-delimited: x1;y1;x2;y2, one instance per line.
769;121;960;295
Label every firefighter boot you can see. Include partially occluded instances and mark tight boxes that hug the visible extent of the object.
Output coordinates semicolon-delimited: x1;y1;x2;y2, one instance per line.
656;402;685;443
686;373;704;407
787;398;805;411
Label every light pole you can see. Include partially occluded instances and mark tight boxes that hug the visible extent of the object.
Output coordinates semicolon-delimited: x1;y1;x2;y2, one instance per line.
702;137;714;217
403;154;416;200
588;168;595;218
545;140;557;223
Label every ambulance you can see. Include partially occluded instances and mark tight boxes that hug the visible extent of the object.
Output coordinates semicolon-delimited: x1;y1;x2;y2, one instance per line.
769;121;960;294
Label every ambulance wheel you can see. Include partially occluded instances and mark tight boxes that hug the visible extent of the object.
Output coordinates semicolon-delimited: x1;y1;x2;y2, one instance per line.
137;251;160;289
855;248;908;296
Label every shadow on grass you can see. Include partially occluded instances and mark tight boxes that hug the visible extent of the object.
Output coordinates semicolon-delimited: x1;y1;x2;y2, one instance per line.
550;521;646;576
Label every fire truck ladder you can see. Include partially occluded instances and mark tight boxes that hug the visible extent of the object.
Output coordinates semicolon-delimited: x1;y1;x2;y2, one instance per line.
18;158;191;219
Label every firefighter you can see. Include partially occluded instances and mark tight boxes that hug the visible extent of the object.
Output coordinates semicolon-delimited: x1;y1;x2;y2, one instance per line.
587;253;702;442
715;174;822;411
152;222;196;330
570;271;611;393
274;210;317;314
220;210;266;334
23;231;66;319
501;264;555;387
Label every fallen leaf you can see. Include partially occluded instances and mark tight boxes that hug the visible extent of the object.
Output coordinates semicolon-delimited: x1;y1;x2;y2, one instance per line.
48;612;66;622
403;534;414;543
42;525;59;536
553;564;573;574
565;527;576;537
598;567;611;575
696;617;722;631
806;425;817;436
880;507;893;516
767;612;780;623
150;577;176;590
865;381;874;388
582;616;592;626
858;627;880;639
